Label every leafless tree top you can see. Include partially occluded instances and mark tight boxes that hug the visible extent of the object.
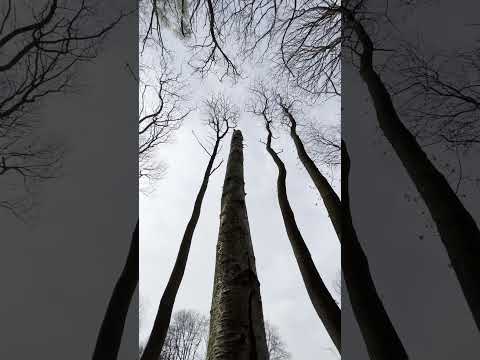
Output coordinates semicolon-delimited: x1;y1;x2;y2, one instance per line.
0;0;127;218
388;46;480;152
249;81;340;171
265;321;291;360
138;60;190;183
160;310;209;360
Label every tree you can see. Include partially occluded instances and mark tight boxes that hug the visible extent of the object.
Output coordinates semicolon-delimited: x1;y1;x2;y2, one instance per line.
206;129;269;360
338;0;480;330
160;310;209;360
92;221;139;360
138;60;190;184
139;0;239;79
390;46;480;152
342;141;408;360
146;309;290;360
0;2;136;357
264;321;291;360
256;83;409;358
277;96;341;242
276;0;342;97
250;88;340;351
301;121;341;170
0;0;126;217
141;94;237;360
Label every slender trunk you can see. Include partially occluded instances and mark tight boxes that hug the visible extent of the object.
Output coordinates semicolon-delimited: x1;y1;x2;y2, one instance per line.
284;98;407;356
206;129;269;360
283;107;342;242
264;121;341;351
141;141;220;360
342;141;408;359
344;8;480;330
92;220;139;360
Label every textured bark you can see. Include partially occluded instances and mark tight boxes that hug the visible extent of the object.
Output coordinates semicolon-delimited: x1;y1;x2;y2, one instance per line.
342;141;408;359
264;121;341;351
92;220;139;360
282;107;342;242
344;8;480;331
141;141;221;360
206;130;269;360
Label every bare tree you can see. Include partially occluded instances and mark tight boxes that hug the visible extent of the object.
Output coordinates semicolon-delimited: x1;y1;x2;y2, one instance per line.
250;88;340;351
342;141;408;360
0;0;127;217
0;0;137;356
148;310;290;360
141;94;237;360
338;0;480;331
264;321;291;360
135;0;344;96
301;121;341;170
276;95;342;242
253;83;410;358
139;0;240;79
390;46;480;152
206;129;269;360
275;0;342;97
161;310;209;360
92;220;139;360
138;60;190;184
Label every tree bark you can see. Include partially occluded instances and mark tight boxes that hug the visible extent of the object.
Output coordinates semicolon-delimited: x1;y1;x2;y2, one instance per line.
282;106;342;242
141;141;220;360
92;220;139;360
343;8;480;331
206;129;269;360
264;121;341;351
342;141;408;359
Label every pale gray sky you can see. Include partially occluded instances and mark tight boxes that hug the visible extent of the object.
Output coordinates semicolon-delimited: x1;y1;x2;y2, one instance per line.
139;29;341;360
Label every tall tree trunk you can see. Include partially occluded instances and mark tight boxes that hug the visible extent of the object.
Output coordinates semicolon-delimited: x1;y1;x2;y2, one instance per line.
283;99;407;356
141;141;220;360
92;220;139;360
342;141;408;359
206;130;269;360
344;8;480;330
264;120;341;351
282;106;342;242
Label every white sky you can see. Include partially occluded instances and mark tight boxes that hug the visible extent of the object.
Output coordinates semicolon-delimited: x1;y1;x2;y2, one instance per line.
139;29;341;360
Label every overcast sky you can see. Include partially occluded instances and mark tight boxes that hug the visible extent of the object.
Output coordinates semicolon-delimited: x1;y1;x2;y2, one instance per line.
139;29;341;359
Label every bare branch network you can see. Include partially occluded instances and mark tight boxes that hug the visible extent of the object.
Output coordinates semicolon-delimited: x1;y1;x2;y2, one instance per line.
0;0;126;217
139;61;191;182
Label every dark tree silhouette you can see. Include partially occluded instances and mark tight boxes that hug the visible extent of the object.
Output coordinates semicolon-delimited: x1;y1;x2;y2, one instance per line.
141;94;237;360
92;221;139;360
277;97;341;242
255;83;408;358
301;121;341;170
276;0;342;97
139;0;239;79
206;129;269;360
250;88;341;351
338;1;480;330
390;46;480;152
138;60;190;183
0;0;126;217
342;141;408;360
